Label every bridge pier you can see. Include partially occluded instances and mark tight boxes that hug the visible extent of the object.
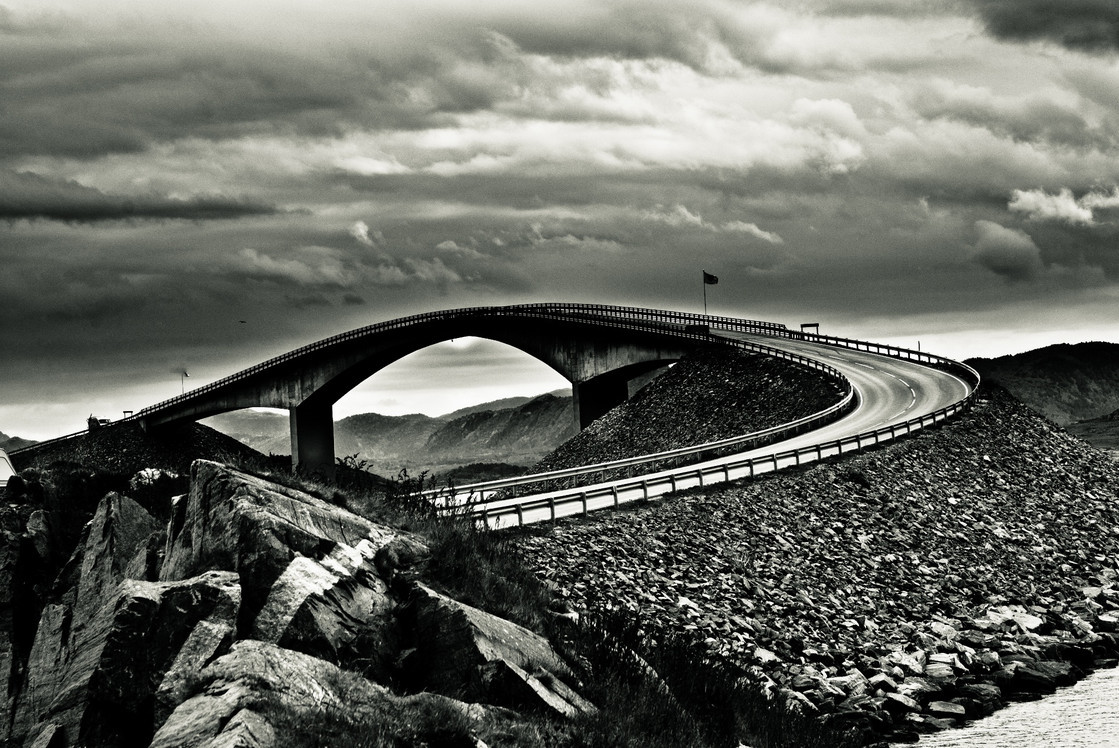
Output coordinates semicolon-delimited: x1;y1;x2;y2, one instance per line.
289;402;335;478
572;363;673;430
572;377;630;431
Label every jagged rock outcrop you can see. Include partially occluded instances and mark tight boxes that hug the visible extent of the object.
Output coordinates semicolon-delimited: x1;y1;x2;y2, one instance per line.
152;639;526;748
16;572;240;746
403;582;596;718
151;639;381;748
161;461;426;677
3;459;593;747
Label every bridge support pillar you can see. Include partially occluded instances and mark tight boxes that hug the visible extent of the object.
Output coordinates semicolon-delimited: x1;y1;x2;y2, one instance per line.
289;402;335;478
572;376;629;430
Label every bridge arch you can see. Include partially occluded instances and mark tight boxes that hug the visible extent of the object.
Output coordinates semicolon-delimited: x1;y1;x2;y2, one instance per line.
140;307;704;474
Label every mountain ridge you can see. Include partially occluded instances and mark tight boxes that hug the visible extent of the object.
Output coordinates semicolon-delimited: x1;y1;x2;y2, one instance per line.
967;341;1119;426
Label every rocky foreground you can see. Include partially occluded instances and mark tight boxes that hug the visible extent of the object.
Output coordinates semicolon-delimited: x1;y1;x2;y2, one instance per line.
0;460;596;747
519;386;1119;745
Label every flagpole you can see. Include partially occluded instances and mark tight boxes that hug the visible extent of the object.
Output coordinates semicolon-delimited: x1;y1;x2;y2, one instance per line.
703;274;707;316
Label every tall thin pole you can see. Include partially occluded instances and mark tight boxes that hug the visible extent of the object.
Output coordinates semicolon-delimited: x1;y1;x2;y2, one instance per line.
703;277;708;316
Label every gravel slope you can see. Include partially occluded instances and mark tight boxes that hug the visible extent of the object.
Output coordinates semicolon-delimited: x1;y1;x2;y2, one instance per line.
531;345;846;473
519;387;1119;744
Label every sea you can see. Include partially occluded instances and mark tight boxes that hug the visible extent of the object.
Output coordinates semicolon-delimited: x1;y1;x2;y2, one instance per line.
903;666;1119;747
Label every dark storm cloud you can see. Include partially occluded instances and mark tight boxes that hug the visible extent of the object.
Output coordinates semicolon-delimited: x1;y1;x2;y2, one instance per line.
0;171;277;222
968;0;1119;52
910;84;1118;151
817;0;958;18
0;12;511;160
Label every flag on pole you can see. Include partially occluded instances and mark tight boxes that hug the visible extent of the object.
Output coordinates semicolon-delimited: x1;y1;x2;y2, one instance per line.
703;271;718;285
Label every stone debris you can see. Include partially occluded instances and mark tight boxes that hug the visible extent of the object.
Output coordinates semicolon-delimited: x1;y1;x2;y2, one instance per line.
0;460;594;747
531;346;846;478
519;387;1119;744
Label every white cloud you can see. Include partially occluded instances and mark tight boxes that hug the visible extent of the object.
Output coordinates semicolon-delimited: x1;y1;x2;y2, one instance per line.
349;220;382;247
644;204;705;228
643;205;784;243
723;221;785;244
1081;187;1119;211
1009;188;1095;226
435;239;487;259
233;247;349;286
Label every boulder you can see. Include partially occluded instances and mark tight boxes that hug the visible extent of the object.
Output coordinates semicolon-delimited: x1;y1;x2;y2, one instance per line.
403;582;595;717
152;639;505;748
72;493;161;640
958;681;1002;715
1006;664;1059;697
13;572;240;746
884;692;921;713
160;462;423;673
926;700;966;718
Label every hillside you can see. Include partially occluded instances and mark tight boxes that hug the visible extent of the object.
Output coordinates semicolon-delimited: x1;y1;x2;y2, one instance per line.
8;421;268;476
521;385;1119;745
967;342;1119;425
203;393;578;476
0;431;35;452
1066;406;1119;458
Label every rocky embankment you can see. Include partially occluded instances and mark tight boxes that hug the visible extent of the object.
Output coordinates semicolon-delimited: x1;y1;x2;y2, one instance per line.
531;345;846;474
0;460;595;747
520;386;1119;745
10;422;263;476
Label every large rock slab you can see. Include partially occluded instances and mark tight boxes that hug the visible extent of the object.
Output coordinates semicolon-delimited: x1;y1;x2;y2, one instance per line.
14;572;240;747
161;461;426;673
153;639;516;748
404;582;595;717
151;639;386;748
73;493;161;639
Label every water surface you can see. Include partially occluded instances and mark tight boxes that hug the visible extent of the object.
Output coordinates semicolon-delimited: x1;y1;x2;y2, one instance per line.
907;667;1119;747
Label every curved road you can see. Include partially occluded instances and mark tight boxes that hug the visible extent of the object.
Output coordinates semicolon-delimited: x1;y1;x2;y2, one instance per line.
719;332;972;453
464;333;973;527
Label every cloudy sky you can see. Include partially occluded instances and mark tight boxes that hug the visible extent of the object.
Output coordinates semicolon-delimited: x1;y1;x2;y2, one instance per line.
2;0;1118;440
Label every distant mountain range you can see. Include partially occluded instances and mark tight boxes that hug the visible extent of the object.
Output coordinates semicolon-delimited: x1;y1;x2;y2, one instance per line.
0;432;35;453
967;342;1119;425
967;342;1119;458
202;390;576;477
8;342;1119;467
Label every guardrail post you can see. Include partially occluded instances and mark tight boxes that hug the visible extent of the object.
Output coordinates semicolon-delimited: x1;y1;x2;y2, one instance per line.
581;492;589;516
549;497;556;522
515;504;524;526
612;486;620;507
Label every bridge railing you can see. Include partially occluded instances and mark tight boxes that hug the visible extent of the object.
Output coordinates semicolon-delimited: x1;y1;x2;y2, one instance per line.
11;304;788;457
422;335;856;503
428;388;856;503
134;303;787;417
464;390;977;529
452;334;980;529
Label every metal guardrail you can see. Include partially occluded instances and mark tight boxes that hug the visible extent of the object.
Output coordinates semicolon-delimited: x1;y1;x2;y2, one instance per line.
422;338;856;503
425;388;856;503
466;392;976;529
12;304;787;457
451;339;980;529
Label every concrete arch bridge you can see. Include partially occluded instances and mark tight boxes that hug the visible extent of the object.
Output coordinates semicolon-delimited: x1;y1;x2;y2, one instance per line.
136;304;791;474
